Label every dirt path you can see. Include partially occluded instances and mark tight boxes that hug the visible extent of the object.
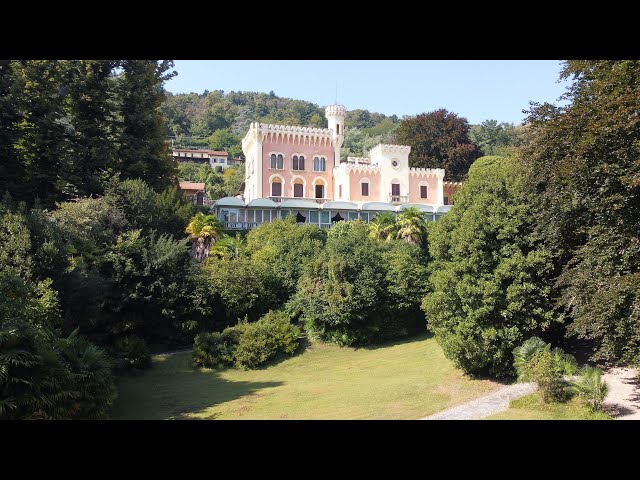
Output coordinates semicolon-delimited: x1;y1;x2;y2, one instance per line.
420;382;536;420
603;367;640;420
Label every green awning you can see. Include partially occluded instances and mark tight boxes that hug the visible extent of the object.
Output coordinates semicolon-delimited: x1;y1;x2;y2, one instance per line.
246;198;278;208
400;203;435;213
280;199;320;209
215;197;245;207
360;202;396;212
322;201;359;210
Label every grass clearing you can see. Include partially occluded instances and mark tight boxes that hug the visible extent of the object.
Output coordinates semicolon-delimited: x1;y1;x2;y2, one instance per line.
485;392;612;420
112;334;500;420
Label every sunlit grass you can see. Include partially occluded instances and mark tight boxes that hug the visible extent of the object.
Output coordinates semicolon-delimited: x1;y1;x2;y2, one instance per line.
113;334;500;420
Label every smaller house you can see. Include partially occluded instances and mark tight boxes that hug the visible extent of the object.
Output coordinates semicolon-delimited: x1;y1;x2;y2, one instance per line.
179;181;209;206
227;157;244;168
173;149;230;169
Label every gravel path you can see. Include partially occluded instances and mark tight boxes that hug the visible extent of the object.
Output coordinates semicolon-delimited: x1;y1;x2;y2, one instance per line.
420;382;537;420
603;367;640;420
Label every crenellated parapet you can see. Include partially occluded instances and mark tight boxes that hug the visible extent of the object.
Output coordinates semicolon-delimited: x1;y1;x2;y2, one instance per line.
409;167;445;178
346;156;371;164
368;144;412;157
242;122;334;148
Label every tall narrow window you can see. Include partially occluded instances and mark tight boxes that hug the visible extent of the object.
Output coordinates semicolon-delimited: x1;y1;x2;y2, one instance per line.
270;154;277;169
315;184;324;199
361;182;369;196
272;181;282;197
276;154;283;169
392;183;400;196
299;155;305;170
420;185;428;198
293;155;299;170
294;183;303;198
336;124;340;134
320;157;325;171
444;197;449;205
314;156;326;172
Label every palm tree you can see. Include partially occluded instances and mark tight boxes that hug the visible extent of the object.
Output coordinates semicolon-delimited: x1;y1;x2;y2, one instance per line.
368;212;398;242
513;336;547;379
571;366;609;411
396;207;428;245
210;234;243;260
185;212;224;261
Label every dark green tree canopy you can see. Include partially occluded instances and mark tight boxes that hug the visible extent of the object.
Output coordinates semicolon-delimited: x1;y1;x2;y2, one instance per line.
394;108;481;181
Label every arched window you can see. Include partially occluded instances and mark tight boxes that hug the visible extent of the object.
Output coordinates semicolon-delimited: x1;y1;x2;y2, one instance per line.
277;154;283;169
314;178;326;199
271;179;282;197
270;154;277;169
314;156;326;172
292;155;305;171
293;178;304;198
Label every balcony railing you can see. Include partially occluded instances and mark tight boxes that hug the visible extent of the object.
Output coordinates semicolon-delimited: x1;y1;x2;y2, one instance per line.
269;196;329;204
389;194;409;204
222;222;260;230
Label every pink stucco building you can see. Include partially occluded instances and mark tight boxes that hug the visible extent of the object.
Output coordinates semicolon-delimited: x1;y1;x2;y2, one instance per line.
214;105;461;229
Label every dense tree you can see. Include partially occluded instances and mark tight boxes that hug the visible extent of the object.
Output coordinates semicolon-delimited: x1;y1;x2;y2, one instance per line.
524;60;640;364
0;61;22;202
368;212;398;242
422;156;558;377
469;120;524;156
209;128;242;158
394;109;481;181
62;60;119;197
117;60;177;191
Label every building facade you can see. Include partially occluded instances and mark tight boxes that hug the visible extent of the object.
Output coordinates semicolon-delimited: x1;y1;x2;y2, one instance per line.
178;181;210;206
173;149;233;169
213;105;461;229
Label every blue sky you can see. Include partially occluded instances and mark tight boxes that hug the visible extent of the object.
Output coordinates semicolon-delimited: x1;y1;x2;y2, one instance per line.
165;60;568;125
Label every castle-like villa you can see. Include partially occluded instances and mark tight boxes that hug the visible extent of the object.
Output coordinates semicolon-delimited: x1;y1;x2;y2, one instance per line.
213;105;461;229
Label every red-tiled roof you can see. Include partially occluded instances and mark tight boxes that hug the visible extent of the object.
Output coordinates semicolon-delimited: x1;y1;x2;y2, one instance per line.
173;149;228;156
179;182;205;191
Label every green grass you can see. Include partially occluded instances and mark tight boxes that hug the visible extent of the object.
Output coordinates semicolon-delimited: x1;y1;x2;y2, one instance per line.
486;393;612;420
112;334;500;420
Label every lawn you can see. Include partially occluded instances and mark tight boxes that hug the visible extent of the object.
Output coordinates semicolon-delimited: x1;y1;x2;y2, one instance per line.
112;334;500;420
486;393;612;420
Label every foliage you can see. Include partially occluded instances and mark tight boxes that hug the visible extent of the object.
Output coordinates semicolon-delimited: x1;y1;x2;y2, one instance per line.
570;365;609;412
234;311;301;370
113;335;151;370
394;108;482;181
512;336;548;377
209;128;242;158
520;349;565;402
523;60;640;364
395;207;428;246
422;156;558;377
186;212;224;260
469;120;525;156
177;162;245;201
192;327;244;369
488;392;611;420
192;311;300;370
368;212;398;242
293;220;426;346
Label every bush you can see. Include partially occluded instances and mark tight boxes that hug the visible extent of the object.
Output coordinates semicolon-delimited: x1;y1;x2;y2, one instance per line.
571;366;609;412
114;335;151;370
520;349;565;402
234;311;300;369
192;311;301;370
192;326;244;368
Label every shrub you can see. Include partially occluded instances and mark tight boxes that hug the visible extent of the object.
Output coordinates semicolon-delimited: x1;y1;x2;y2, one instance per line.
513;336;548;378
234;311;300;369
192;326;244;368
571;366;609;412
192;311;301;370
114;335;151;370
519;349;565;402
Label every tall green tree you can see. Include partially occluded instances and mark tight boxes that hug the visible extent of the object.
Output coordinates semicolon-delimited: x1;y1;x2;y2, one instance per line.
422;156;558;377
62;60;119;197
524;60;640;364
117;60;177;191
394;108;481;181
0;61;22;201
